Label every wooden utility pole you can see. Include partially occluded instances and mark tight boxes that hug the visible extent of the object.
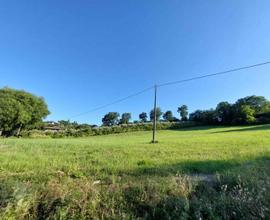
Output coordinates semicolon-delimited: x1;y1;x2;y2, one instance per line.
151;85;158;143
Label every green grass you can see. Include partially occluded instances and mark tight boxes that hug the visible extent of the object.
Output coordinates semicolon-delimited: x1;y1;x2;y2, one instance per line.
0;125;270;219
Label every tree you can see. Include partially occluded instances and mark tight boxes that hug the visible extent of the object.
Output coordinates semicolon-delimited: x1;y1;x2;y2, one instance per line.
0;87;50;136
139;112;148;122
235;96;270;114
187;95;270;126
163;111;174;122
256;112;270;124
216;102;233;124
232;96;270;124
234;105;256;124
177;105;188;121
102;112;120;126
189;109;217;124
119;113;131;124
150;107;162;121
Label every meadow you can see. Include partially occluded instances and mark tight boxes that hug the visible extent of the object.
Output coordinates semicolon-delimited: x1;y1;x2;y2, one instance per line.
0;125;270;219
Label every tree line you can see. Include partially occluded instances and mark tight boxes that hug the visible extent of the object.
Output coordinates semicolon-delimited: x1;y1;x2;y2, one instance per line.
101;105;188;126
0;87;270;137
101;96;270;126
189;96;270;125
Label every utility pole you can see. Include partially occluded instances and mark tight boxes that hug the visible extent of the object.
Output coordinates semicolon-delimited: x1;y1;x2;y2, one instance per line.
151;84;158;143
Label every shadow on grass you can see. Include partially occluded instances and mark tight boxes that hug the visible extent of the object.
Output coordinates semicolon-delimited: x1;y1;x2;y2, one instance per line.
170;124;270;133
170;126;222;132
122;155;270;177
212;124;270;133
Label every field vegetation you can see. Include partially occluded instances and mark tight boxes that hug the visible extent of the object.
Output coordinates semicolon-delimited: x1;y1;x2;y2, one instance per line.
0;125;270;219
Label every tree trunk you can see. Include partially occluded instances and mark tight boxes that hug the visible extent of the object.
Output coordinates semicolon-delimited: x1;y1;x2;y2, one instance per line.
16;124;22;137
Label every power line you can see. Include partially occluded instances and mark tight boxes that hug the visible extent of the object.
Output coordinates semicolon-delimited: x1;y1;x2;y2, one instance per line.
69;86;154;119
157;61;270;88
69;60;270;119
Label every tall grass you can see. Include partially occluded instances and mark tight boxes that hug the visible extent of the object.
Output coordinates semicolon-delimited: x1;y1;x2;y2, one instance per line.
0;125;270;219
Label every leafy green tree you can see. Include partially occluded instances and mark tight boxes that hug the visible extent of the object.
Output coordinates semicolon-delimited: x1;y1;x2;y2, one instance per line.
0;87;50;136
163;111;174;122
216;102;233;124
102;112;120;126
177;105;188;121
235;96;270;114
139;112;148;122
189;109;217;124
256;112;270;124
189;95;270;125
150;107;162;121
234;105;256;124
119;113;131;124
232;96;270;124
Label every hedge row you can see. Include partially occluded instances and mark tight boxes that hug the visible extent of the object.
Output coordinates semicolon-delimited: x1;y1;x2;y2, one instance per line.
20;121;198;138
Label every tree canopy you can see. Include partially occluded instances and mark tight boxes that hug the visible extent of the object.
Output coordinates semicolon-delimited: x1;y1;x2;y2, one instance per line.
0;87;50;136
119;113;131;124
215;102;233;124
139;112;148;122
177;105;188;121
150;107;163;121
163;111;174;122
235;96;269;113
102;112;120;126
189;95;270;125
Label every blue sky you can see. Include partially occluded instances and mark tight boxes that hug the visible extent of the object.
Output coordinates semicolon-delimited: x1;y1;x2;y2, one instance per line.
1;0;270;125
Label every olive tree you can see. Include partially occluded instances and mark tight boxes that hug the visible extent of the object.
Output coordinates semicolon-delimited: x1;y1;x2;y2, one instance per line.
119;113;131;124
139;112;148;122
0;87;50;136
163;111;174;122
150;107;163;121
102;112;120;126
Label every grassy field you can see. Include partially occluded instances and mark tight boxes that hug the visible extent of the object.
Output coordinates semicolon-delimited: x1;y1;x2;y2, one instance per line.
0;125;270;219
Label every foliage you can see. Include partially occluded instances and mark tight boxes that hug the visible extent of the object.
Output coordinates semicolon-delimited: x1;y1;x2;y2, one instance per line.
216;101;234;124
102;112;120;126
189;109;217;125
189;95;270;125
235;95;270;113
150;107;163;121
139;112;148;122
21;121;198;138
256;112;270;124
0;87;49;136
119;113;131;124
178;105;188;121
163;110;174;122
233;105;256;125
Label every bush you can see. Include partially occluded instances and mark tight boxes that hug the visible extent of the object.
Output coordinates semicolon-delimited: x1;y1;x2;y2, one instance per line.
20;130;50;138
20;122;199;138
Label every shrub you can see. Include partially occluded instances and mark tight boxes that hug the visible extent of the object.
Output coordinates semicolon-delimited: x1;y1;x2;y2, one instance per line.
20;122;199;138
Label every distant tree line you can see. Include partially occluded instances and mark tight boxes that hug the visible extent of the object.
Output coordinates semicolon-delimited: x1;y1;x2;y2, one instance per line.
45;95;270;130
99;96;270;127
1;87;269;137
189;96;270;125
100;105;189;127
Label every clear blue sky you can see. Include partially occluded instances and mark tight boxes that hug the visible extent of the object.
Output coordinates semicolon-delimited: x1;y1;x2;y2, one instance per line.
1;1;270;125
